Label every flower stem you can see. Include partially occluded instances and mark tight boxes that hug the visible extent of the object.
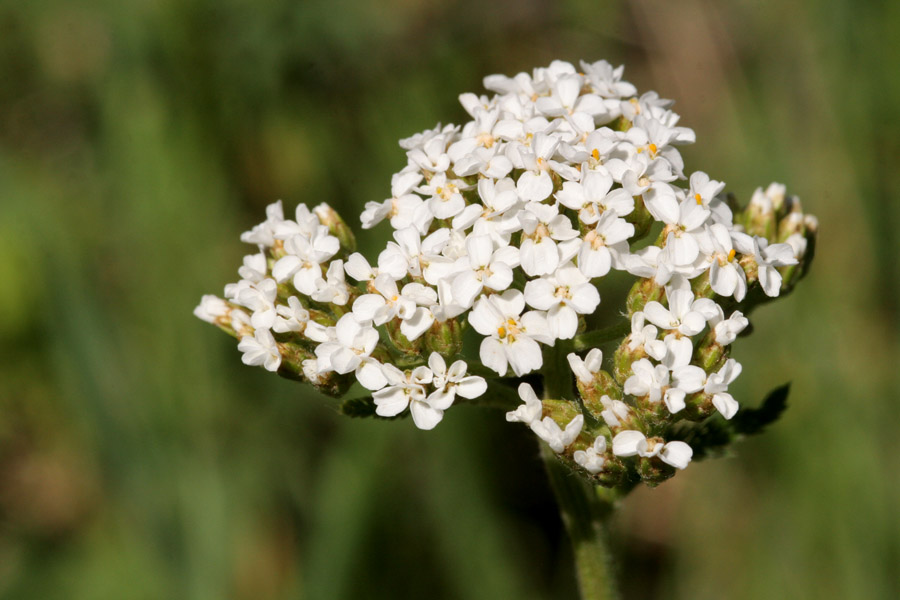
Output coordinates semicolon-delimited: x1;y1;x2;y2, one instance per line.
541;445;620;600
572;319;631;351
542;342;620;600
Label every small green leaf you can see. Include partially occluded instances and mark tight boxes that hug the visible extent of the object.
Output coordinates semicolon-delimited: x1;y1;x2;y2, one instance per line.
338;396;408;420
732;382;790;436
668;417;734;461
338;396;378;418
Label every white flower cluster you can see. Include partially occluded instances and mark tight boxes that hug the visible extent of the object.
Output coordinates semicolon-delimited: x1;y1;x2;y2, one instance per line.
196;59;816;485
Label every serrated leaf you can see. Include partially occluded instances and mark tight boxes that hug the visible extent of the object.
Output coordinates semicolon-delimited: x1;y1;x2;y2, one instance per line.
732;382;790;436
668;417;734;461
338;396;378;418
338;396;409;421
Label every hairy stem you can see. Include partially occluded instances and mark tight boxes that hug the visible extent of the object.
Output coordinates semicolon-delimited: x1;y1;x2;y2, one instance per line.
542;342;620;600
542;446;620;600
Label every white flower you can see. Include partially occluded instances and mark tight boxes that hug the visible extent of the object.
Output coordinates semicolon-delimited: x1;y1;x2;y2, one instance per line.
611;431;693;470
701;224;748;301
236;278;279;330
272;227;340;295
625;311;666;358
566;348;603;385
513;133;560;202
449;234;518;308
524;261;600;339
650;191;710;266
518;202;579;277
427;353;487;408
240;200;285;246
704;359;742;419
506;382;543;425
469;290;552;376
577;210;634;278
315;314;379;375
352;273;417;325
581;59;636;100
237;252;268;283
194;295;230;324
373;364;446;430
360;170;424;230
643;286;716;336
710;307;749;345
419;173;469;220
574;435;608;474
531;413;584;453
310;260;349;305
745;236;798;297
273;296;310;334
556;168;634;225
238;328;281;372
623;358;669;404
688;171;731;225
598;395;633;430
380;227;449;281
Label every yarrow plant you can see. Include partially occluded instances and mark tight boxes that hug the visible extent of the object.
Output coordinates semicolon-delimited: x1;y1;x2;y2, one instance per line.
196;59;816;599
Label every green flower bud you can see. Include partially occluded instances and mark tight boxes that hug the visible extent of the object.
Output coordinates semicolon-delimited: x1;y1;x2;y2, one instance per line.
424;318;464;357
626;277;664;315
638;453;676;487
625;194;654;241
577;370;622;419
386;317;422;355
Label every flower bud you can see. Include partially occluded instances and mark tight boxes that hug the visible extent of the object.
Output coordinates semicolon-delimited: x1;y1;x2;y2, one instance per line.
741;187;777;240
314;203;357;253
682;391;716;421
626;194;654;241
626;277;664;315
424;318;464;357
577;370;622;418
275;341;315;382
386;317;422;355
695;330;729;373
638;453;676;487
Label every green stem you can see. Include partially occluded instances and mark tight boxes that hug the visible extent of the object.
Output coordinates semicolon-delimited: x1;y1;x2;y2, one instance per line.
572;320;631;352
541;446;620;600
542;342;620;600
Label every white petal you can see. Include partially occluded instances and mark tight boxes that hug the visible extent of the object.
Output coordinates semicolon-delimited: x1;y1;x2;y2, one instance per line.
400;307;434;341
517;171;553;202
410;400;444;430
456;376;488;399
672;365;707;393
479;337;508;376
506;336;543;376
568;283;601;314
664;388;686;414
612;430;646;457
548;304;578;340
712;393;739;420
373;387;409;417
659;441;693;470
356;360;388;391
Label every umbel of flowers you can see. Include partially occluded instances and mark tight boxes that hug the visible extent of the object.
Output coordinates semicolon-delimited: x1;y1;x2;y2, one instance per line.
196;59;816;491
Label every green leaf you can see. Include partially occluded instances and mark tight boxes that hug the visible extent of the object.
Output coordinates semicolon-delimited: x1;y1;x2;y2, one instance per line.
732;383;791;436
338;395;378;418
668;417;735;461
338;395;410;421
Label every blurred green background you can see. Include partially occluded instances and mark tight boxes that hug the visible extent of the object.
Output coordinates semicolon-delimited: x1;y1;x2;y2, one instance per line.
1;0;898;598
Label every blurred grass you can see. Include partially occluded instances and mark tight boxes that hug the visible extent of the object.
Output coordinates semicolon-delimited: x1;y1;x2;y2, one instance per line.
0;0;898;599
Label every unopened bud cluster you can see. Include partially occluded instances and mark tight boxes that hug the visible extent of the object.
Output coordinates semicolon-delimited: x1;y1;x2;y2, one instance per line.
196;60;816;487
